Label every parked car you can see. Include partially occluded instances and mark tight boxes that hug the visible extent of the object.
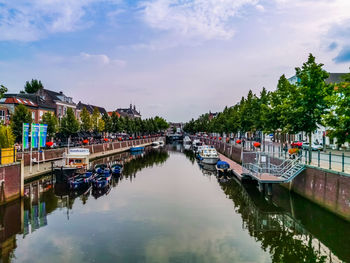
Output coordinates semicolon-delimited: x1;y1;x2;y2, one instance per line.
302;142;323;151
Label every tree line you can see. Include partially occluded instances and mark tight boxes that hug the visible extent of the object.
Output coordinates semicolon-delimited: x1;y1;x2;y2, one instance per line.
9;105;169;141
184;54;350;147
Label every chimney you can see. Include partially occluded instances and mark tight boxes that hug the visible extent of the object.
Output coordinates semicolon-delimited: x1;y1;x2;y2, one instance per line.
130;103;132;110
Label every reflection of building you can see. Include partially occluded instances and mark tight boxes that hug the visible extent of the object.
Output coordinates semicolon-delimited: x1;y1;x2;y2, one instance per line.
0;199;22;263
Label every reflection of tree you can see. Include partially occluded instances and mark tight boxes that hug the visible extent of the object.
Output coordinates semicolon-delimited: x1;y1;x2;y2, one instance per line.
183;149;196;164
122;149;169;178
220;180;327;263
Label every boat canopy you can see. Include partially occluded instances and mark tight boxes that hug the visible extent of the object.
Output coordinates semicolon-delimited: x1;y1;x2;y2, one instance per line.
217;161;230;169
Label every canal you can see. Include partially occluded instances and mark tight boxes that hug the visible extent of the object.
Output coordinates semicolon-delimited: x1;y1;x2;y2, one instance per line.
1;145;349;262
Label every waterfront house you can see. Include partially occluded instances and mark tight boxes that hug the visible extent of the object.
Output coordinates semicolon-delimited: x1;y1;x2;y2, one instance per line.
77;101;107;118
116;104;141;119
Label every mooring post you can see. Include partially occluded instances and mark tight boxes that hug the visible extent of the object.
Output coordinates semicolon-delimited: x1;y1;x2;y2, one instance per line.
267;183;272;196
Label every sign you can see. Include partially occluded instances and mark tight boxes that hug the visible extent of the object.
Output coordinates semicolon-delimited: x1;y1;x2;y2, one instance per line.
68;148;90;156
22;123;30;150
39;124;48;148
31;124;39;148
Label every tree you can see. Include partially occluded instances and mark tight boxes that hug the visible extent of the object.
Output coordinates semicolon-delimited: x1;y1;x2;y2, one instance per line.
60;108;79;136
24;79;44;94
80;107;92;132
102;113;111;133
0;125;15;148
293;54;329;161
10;104;32;142
97;118;105;133
0;84;8;99
91;107;100;132
324;71;350;145
41;112;58;138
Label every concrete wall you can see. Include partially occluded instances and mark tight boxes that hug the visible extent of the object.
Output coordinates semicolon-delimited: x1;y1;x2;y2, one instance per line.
286;168;350;221
0;163;21;204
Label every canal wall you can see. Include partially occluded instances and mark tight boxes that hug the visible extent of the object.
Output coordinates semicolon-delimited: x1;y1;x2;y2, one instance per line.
0;162;22;204
197;137;350;221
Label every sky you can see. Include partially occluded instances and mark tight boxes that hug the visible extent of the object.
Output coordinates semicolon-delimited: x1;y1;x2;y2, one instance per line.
0;0;350;122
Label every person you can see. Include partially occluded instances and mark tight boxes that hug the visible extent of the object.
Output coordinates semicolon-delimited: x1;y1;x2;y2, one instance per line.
283;142;288;156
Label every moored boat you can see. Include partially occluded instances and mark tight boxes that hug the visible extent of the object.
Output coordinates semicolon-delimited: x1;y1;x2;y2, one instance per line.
92;171;112;189
69;171;94;189
130;146;145;152
215;161;231;174
111;163;123;175
198;147;219;165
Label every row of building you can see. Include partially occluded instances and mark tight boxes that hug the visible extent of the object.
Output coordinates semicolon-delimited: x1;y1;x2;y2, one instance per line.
0;88;141;124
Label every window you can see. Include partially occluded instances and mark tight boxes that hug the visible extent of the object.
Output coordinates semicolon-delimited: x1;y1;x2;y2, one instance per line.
0;110;5;122
32;111;35;120
58;107;62;117
64;107;67;115
39;111;44;121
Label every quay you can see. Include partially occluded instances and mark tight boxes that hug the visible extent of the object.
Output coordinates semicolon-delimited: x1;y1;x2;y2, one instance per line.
193;136;350;221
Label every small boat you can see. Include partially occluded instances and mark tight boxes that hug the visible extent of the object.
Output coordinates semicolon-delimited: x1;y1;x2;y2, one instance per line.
54;148;90;182
69;171;94;189
94;164;109;174
152;141;160;146
183;136;192;150
216;161;231;173
158;140;165;146
198;147;219;165
192;139;203;153
92;171;112;189
111;163;123;175
130;146;145;152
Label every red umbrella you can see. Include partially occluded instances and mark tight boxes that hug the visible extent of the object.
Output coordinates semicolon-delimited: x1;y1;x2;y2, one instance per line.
214;136;217;140
236;139;241;144
83;139;89;144
118;137;123;141
46;141;53;147
137;136;140;139
143;136;146;139
253;142;261;148
129;136;133;140
219;137;222;140
104;138;108;142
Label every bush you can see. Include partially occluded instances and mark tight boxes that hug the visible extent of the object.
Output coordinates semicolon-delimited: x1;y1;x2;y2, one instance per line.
0;125;15;148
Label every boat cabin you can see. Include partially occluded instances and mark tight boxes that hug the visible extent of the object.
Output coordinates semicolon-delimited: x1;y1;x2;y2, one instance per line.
65;148;90;169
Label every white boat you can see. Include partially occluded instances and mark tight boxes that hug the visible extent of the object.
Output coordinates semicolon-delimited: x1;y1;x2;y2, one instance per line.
183;136;192;150
192;139;203;153
198;147;219;164
152;141;160;146
158;140;165;146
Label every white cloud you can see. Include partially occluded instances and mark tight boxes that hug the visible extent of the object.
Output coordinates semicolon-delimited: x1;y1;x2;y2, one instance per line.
141;0;259;41
79;52;126;67
0;0;122;41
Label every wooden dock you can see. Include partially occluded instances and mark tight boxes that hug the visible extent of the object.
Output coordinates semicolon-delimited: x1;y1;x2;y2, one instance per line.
218;153;285;183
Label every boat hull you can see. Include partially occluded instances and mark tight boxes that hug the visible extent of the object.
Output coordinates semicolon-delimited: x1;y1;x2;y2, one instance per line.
130;146;145;152
200;157;219;165
54;167;78;182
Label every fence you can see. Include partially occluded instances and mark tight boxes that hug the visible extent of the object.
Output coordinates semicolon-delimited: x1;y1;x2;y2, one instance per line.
234;140;350;174
0;147;17;165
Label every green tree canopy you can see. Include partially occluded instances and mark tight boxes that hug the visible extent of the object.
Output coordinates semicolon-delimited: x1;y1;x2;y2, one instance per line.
41;112;58;138
0;125;15;148
80;107;92;132
10;104;32;142
24;79;44;94
60;108;79;136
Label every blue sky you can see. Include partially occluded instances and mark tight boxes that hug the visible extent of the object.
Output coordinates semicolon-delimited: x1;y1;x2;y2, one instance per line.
0;0;350;122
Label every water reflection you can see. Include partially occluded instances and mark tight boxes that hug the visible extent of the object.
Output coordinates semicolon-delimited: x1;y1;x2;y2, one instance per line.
0;146;348;263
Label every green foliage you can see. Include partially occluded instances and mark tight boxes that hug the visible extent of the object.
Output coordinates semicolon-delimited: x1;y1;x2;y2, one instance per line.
0;125;15;148
102;113;111;132
0;84;8;99
91;107;100;132
10;104;32;142
97;118;105;132
24;79;44;94
60;108;79;136
324;78;350;144
184;53;332;146
41;112;58;138
80;107;92;132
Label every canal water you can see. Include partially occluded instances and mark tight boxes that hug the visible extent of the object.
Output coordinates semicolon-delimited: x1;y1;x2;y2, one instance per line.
1;145;349;262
